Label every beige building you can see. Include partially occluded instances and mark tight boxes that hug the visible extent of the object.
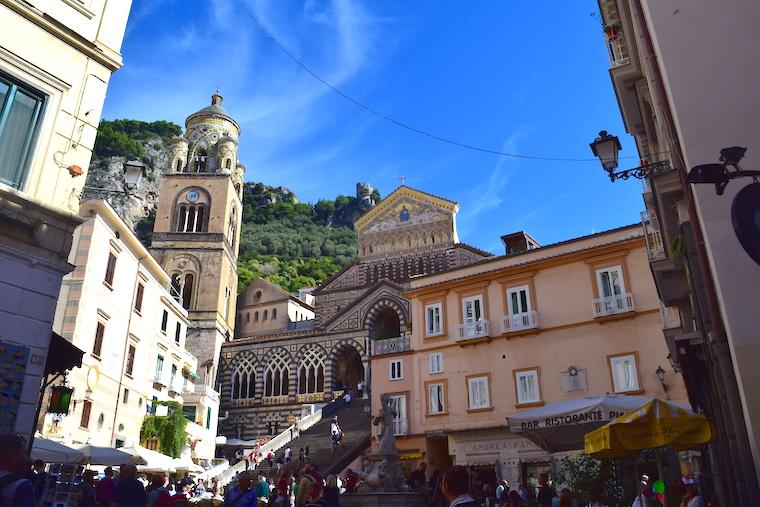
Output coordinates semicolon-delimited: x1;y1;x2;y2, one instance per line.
371;224;687;485
0;0;131;441
595;0;760;502
45;201;219;459
235;278;315;337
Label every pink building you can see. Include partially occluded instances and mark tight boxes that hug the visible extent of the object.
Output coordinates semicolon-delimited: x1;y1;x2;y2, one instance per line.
371;224;687;487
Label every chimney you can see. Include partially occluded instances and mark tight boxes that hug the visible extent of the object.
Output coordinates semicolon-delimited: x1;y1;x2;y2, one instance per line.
500;231;540;256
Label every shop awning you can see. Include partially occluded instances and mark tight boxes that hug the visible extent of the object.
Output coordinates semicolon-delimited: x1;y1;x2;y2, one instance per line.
44;332;84;376
74;444;142;466
182;367;202;382
118;445;176;472
399;451;423;460
31;437;84;464
507;394;665;453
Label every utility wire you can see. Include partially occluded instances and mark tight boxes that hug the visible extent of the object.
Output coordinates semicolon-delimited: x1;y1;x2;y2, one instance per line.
235;0;644;163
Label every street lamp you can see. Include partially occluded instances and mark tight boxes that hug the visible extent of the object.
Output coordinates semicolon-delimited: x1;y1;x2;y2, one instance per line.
82;160;146;196
655;366;668;398
590;130;671;181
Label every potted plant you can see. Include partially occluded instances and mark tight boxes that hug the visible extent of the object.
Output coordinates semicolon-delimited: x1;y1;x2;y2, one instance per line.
604;24;621;37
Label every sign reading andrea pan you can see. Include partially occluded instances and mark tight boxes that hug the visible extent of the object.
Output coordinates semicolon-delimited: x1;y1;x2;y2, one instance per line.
507;395;663;453
0;341;29;432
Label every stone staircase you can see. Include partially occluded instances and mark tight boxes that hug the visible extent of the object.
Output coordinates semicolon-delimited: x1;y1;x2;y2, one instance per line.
257;398;372;478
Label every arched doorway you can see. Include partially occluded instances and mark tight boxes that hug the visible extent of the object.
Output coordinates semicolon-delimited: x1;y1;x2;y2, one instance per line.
332;346;364;392
371;306;401;340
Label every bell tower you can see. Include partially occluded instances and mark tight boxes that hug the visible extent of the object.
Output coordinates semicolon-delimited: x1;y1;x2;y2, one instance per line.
151;93;244;387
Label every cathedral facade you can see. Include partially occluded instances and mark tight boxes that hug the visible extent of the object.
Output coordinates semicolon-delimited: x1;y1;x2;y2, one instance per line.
217;186;491;440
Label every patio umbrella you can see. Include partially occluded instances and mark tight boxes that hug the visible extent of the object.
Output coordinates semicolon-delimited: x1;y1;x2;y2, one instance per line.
584;398;716;459
31;437;84;464
118;445;176;472
507;394;658;452
74;444;141;466
172;457;204;473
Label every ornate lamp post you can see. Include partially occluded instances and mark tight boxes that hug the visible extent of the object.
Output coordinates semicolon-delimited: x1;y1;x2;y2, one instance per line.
589;130;671;181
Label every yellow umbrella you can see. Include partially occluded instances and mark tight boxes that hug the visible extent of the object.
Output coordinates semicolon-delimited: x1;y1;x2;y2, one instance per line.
584;398;716;459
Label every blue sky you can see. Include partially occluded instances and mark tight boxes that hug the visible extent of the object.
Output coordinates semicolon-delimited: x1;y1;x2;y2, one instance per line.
103;0;644;254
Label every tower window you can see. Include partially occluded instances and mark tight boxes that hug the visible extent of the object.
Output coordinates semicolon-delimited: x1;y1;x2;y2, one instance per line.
254;311;259;321
225;159;231;170
183;274;194;310
176;159;183;172
194;149;208;172
176;205;207;233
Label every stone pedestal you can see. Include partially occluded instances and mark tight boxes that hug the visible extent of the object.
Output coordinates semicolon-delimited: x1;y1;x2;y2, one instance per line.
340;492;426;507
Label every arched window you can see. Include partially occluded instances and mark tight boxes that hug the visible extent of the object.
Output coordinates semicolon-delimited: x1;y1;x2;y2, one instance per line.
246;312;250;323
182;274;194;310
264;351;289;397
298;347;325;395
176;205;207;232
230;357;256;400
228;207;236;248
225;159;232;170
176;159;183;172
254;311;259;321
171;274;182;303
263;309;268;321
194;149;208;172
272;308;277;320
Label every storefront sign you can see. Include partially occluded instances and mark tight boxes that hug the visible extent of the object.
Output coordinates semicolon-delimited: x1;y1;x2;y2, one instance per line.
517;409;629;430
0;341;29;432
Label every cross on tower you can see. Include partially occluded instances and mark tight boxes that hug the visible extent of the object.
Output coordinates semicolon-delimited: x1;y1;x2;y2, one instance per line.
399;175;406;186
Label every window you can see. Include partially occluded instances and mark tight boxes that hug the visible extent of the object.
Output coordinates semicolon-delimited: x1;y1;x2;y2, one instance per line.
298;346;325;395
170;364;178;389
155;355;164;381
246;312;250;323
161;309;168;333
595;265;629;314
134;283;145;313
122;388;129;404
264;351;290;397
429;353;443;374
263;309;268;321
125;345;136;376
0;73;45;189
175;322;181;344
515;368;541;405
609;353;640;393
182;274;193;310
425;303;442;336
428;382;445;415
505;285;536;330
104;252;117;286
254;311;259;322
206;407;211;429
388;395;408;436
93;321;105;357
80;400;92;428
461;295;486;337
467;375;491;410
194;149;207;172
231;357;256;400
176;205;207;233
272;308;277;320
390;359;403;380
149;396;158;415
183;405;197;421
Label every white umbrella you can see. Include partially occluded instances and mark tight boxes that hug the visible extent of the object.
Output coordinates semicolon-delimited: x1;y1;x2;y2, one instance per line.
172;457;204;473
31;438;84;464
507;394;658;452
74;444;141;466
118;445;176;472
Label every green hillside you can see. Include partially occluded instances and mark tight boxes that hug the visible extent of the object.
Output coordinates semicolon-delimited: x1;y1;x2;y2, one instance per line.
89;119;377;293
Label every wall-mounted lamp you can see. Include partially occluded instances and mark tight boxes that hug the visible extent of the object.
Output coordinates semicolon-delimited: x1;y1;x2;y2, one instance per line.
655;366;669;398
81;160;146;197
589;130;672;181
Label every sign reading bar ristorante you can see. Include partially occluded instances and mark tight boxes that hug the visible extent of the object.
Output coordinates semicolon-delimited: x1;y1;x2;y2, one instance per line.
517;409;630;430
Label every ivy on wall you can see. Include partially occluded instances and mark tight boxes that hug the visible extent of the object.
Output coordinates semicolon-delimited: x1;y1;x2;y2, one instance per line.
139;400;188;458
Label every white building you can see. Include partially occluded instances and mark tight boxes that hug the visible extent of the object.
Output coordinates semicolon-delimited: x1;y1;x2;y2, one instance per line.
0;0;131;441
45;201;219;460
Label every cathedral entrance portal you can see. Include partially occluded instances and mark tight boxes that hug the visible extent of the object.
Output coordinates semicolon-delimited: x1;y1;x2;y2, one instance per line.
332;346;364;392
370;306;401;340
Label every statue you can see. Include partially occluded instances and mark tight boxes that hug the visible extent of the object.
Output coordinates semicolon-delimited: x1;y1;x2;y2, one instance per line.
373;394;398;456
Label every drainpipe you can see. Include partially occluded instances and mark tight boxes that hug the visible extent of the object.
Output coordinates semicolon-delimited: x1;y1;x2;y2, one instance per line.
110;254;146;445
628;0;760;502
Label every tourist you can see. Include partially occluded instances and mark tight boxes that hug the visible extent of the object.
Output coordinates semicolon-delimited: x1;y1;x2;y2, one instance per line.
680;485;704;507
323;475;340;507
305;446;310;458
284;447;292;466
495;480;508;507
440;466;479;507
409;462;427;491
356;380;364;398
343;390;352;409
113;464;147;507
0;433;35;507
26;459;47;505
179;472;193;490
224;471;257;507
77;469;97;507
507;490;523;507
96;467;116;507
482;483;497;507
146;473;170;507
298;448;305;467
278;469;292;500
329;416;343;453
268;451;275;468
194;478;206;497
256;474;271;503
536;474;555;507
210;477;222;497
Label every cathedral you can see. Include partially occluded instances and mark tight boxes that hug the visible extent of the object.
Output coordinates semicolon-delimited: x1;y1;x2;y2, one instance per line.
217;186;492;440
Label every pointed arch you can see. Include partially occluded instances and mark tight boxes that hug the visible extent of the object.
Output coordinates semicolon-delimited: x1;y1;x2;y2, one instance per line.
295;344;326;395
230;354;257;400
263;348;290;398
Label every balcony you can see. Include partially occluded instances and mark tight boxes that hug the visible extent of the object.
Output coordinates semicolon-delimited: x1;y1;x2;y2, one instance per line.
457;320;490;342
392;418;408;436
592;293;635;318
152;377;166;390
500;312;539;333
641;210;666;261
604;29;630;68
373;336;411;356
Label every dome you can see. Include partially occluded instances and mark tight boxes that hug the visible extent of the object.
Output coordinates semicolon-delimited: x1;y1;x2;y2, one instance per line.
185;93;240;133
